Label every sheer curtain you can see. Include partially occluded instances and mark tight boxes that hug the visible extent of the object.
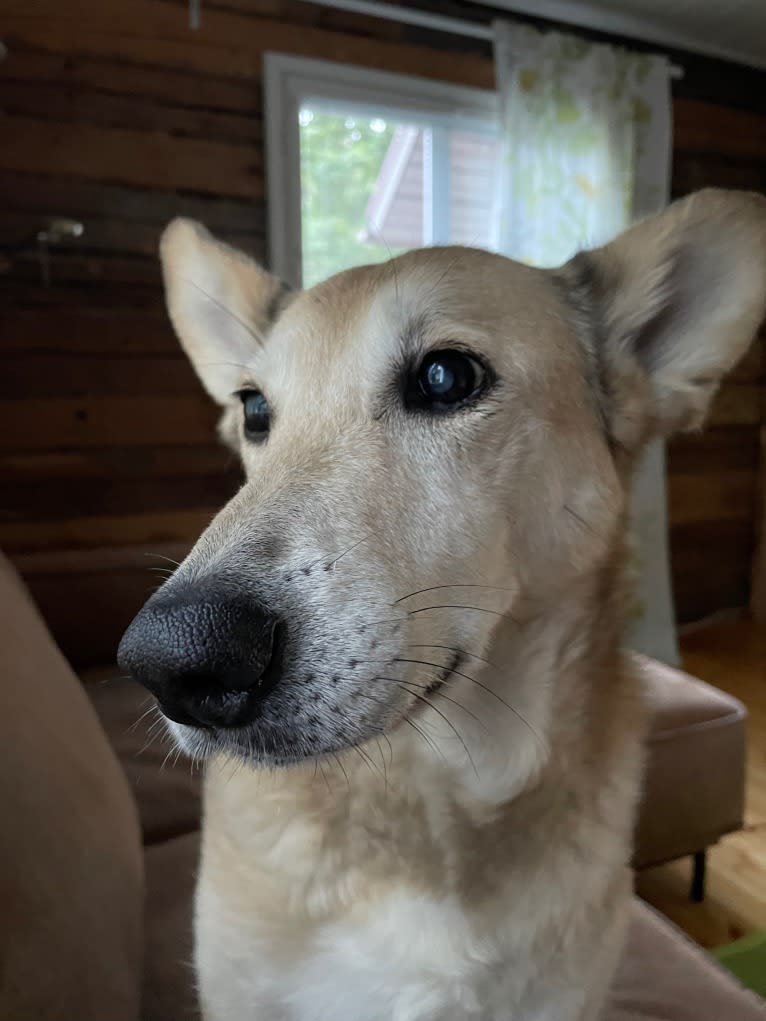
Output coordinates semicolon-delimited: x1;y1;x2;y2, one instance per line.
493;20;679;665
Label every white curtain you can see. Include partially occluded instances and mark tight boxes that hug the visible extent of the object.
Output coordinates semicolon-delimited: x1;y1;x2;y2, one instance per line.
493;20;679;665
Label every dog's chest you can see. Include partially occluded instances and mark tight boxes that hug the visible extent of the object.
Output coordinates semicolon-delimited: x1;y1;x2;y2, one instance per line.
195;768;516;1020
194;754;634;1021
197;869;507;1021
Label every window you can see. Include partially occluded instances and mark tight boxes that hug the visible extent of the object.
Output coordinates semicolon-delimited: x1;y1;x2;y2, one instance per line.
264;54;499;288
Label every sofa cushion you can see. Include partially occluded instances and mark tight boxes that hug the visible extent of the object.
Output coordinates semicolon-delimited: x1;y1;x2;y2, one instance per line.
633;655;747;868
606;899;766;1020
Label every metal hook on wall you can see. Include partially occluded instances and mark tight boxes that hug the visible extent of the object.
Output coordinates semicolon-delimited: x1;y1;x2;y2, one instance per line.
36;218;84;286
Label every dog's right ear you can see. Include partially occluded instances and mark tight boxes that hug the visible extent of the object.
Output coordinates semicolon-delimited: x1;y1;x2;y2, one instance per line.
159;219;291;404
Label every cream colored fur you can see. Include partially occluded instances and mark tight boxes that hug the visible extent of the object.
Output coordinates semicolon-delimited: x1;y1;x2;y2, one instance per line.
155;190;766;1021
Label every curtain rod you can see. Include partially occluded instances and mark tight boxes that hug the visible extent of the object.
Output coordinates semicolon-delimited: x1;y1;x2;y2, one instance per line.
308;0;684;79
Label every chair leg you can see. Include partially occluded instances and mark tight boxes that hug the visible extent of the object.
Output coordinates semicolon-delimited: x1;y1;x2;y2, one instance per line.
690;849;707;902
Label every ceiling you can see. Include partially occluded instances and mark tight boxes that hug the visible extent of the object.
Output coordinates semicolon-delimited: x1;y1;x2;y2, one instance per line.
474;0;766;71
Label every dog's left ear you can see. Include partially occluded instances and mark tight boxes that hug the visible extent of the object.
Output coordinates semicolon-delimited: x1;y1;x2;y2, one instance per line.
563;189;766;450
160;219;291;404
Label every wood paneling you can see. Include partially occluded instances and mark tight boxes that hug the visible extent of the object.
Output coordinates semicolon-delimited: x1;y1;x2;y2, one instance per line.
0;47;263;113
15;543;194;667
2;7;494;88
1;0;765;663
0;354;199;397
2;509;218;553
0;445;236;482
0;306;174;354
674;99;766;162
0;81;262;144
0;172;265;235
0;396;220;451
0;115;262;197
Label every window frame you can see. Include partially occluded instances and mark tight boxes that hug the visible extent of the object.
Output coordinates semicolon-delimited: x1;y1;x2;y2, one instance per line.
263;53;498;288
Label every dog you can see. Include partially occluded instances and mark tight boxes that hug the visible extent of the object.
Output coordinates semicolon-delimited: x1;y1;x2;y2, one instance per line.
118;189;766;1021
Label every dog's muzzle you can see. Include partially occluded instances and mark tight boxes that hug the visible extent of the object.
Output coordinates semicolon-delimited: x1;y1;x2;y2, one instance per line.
117;586;282;729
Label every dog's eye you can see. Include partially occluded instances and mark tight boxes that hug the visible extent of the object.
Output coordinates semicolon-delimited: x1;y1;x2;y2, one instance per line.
240;390;270;441
408;350;485;412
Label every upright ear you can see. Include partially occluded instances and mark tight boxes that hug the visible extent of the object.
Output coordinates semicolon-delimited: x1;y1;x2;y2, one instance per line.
562;189;766;451
159;219;290;404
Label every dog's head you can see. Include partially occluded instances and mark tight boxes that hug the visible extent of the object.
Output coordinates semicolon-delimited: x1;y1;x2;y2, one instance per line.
118;190;766;766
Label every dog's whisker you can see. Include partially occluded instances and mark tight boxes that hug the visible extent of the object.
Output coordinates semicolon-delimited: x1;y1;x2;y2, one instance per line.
400;655;542;745
383;672;486;730
94;673;133;686
394;656;491;692
374;737;389;793
375;668;486;730
407;604;520;625
364;615;410;628
136;728;167;757
317;760;333;795
331;751;351;790
353;743;383;781
401;715;444;763
398;683;479;777
143;552;184;568
394;583;516;605
325;532;373;571
296;532;374;576
407;643;499;671
380;731;394;770
129;702;162;733
146;713;167;732
142;714;171;744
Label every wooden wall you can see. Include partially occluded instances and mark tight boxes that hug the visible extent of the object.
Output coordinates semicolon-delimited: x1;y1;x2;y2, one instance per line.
1;0;765;665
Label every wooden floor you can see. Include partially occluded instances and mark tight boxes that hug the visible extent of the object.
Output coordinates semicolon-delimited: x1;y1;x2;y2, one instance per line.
636;617;766;948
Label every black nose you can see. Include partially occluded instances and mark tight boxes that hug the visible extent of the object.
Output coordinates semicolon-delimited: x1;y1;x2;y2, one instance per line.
117;588;281;729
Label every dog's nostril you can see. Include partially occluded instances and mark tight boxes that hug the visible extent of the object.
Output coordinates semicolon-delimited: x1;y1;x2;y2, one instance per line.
117;589;282;727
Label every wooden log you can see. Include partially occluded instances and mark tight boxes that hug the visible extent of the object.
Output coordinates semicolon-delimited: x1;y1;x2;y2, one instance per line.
0;172;266;235
0;508;218;553
0;45;262;115
0;113;263;197
0;80;261;145
0;396;219;451
0;472;239;522
0;353;200;398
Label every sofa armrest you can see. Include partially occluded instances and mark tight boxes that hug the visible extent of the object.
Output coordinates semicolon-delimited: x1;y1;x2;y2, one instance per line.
0;551;144;1021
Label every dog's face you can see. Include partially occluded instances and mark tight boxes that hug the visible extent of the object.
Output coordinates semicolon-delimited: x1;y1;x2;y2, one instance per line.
118;190;766;766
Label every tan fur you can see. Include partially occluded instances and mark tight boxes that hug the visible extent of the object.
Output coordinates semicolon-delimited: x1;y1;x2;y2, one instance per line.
151;191;766;1021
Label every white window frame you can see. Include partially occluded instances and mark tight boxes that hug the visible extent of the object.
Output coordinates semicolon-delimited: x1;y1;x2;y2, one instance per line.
264;53;498;288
